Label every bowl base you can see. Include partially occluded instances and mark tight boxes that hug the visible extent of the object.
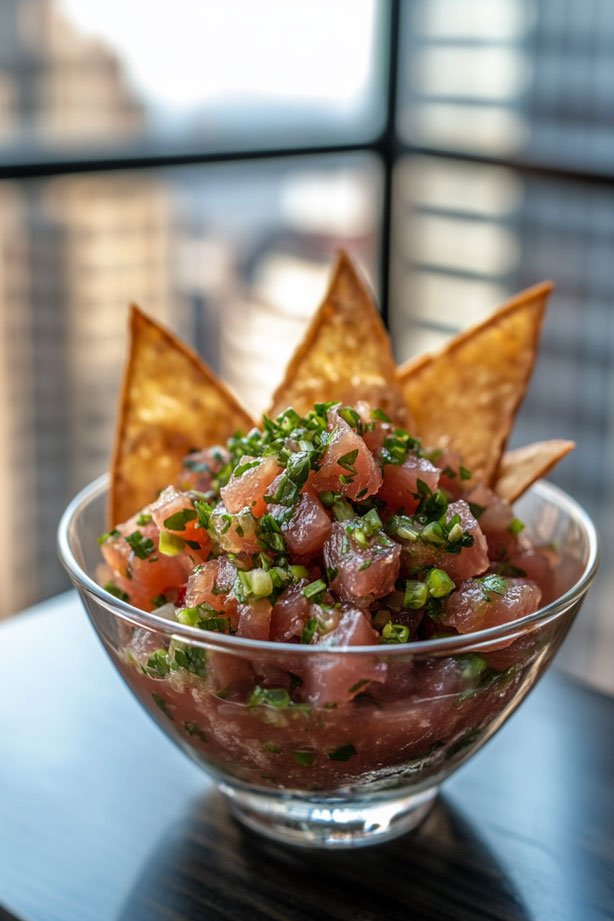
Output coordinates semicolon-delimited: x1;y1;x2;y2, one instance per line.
220;783;439;849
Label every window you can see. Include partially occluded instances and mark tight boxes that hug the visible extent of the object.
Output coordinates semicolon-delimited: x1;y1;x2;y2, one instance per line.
0;1;611;691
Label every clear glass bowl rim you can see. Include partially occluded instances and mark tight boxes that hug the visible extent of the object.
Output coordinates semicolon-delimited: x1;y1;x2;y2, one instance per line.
58;473;599;657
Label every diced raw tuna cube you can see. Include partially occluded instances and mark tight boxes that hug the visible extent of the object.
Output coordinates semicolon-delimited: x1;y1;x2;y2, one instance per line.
312;408;382;501
378;454;441;515
237;599;273;640
442;577;542;633
177;446;229;493
221;454;282;517
279;492;332;558
324;521;401;603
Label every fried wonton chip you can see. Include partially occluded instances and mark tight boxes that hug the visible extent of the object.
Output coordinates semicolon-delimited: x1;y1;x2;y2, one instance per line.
496;440;575;503
397;281;553;484
110;306;254;524
268;250;409;424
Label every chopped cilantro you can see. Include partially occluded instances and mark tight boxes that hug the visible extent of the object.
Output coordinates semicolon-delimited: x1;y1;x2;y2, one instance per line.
459;466;472;481
163;508;197;530
104;581;130;602
480;574;508;596
337;449;359;474
151;692;173;720
370;408;391;422
125;530;155;559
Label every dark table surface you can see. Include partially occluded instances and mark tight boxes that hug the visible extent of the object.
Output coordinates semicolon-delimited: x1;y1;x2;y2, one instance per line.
0;593;612;921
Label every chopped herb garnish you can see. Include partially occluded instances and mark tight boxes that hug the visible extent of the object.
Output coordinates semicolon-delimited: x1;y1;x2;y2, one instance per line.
173;644;207;676
263;742;282;754
104;581;130;602
480;574;508;596
468;502;485;519
294;749;315;767
145;648;171;678
302;579;327;602
136;513;153;526
507;517;525;536
125;530;156;559
248;686;291;709
370;408;391;422
337;449;359;474
426;568;455;598
97;528;120;546
459;466;472;481
381;623;410;644
403;580;428;609
358;560;372;571
301;616;318;644
163;508;197;530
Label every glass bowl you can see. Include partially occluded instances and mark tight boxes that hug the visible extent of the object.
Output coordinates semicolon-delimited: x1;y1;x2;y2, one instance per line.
58;475;598;848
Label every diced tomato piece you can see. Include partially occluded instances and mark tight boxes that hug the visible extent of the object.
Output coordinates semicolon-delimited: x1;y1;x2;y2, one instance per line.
177;446;229;493
324;521;401;604
312;409;382;501
442;577;542;634
279;492;332;558
401;499;489;582
221;454;282;518
301;607;384;706
237;599;273;640
378;454;440;515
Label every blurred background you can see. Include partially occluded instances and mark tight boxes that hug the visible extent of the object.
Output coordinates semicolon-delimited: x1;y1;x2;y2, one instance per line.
0;0;611;691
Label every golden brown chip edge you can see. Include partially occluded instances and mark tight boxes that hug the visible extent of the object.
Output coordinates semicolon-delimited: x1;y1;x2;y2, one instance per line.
268;249;408;423
397;280;554;483
495;439;575;503
108;304;255;525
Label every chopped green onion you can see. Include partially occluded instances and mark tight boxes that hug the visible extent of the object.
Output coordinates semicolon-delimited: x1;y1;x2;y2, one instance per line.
302;579;327;602
370;408;391;422
459;654;488;683
294;749;315;766
362;507;383;535
420;521;447;546
248;686;291;709
136;513;153;526
459;466;472;481
177;606;202;627
332;498;355;521
97;528;120;546
339;407;361;429
507;517;525;536
290;564;310;581
158;530;186;556
403;580;428;609
150;594;168;609
426;568;455;598
301;616;318;644
381;623;410;644
250;568;273;598
447;522;464;544
351;528;368;548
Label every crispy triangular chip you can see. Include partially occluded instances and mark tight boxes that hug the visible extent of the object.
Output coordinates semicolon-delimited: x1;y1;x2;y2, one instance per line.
496;440;575;503
397;281;553;484
268;250;409;424
109;306;255;524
